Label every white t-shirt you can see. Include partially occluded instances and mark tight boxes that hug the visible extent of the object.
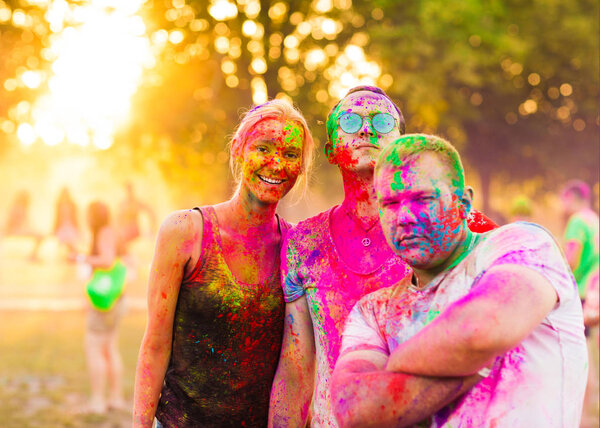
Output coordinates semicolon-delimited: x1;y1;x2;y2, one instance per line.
340;222;588;427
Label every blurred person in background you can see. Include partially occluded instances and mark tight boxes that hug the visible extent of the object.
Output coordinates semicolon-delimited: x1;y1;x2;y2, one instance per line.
561;180;599;307
116;181;156;260
53;187;80;258
132;99;315;428
560;179;599;422
72;200;127;414
269;86;497;428
508;194;533;223
2;189;44;261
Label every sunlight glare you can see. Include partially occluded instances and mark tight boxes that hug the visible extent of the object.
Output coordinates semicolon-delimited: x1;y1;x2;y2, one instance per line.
209;0;238;21
327;44;381;99
251;77;268;104
17;123;36;145
23;0;154;149
21;70;43;89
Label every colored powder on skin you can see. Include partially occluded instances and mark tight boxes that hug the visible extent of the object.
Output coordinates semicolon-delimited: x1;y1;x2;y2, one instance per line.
181;234;197;254
391;170;406;191
369;134;379;146
385;370;410;406
283;120;303;144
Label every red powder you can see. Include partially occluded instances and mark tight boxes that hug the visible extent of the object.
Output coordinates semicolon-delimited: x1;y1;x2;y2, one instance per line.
468;210;498;233
386;373;409;405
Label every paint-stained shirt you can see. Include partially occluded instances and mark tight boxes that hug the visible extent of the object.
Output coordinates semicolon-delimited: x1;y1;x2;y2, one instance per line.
283;207;411;427
156;207;289;428
340;222;588;428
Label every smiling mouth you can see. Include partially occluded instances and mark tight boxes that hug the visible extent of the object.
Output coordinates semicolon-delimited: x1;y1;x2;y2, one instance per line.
258;175;286;185
357;144;379;149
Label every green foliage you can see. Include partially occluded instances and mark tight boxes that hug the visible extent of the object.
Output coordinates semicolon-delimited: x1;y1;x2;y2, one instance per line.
0;0;597;208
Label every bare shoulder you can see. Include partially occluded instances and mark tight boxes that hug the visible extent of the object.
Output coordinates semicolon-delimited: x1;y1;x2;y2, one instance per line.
157;209;203;254
159;209;201;235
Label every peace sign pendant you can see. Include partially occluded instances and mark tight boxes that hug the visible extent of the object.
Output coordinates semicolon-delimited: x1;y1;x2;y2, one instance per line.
361;237;371;247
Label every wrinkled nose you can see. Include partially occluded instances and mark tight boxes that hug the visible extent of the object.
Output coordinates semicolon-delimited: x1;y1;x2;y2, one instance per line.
396;204;418;225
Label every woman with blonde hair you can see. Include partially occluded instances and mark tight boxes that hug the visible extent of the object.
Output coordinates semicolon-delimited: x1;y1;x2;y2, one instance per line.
133;99;314;428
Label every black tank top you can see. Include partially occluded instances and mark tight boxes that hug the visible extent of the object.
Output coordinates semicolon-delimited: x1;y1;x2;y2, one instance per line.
156;206;289;427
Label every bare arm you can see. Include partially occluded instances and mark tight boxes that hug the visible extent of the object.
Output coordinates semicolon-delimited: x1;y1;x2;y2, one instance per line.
563;240;583;272
386;264;558;377
269;296;316;428
584;308;600;327
331;350;480;428
132;210;200;427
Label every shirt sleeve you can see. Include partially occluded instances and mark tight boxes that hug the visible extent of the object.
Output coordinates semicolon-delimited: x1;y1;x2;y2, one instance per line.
475;222;577;305
564;215;587;244
339;297;389;357
281;232;306;303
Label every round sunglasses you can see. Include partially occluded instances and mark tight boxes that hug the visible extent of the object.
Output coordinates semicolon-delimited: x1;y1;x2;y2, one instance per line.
338;112;397;135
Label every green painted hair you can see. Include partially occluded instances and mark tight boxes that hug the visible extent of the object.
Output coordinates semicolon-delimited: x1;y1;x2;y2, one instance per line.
375;134;466;191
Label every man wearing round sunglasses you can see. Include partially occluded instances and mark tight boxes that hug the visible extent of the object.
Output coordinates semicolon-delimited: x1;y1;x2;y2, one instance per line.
269;86;497;427
338;111;398;135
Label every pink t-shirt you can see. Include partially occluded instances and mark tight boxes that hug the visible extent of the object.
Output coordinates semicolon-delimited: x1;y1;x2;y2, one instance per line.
282;207;411;427
340;223;588;427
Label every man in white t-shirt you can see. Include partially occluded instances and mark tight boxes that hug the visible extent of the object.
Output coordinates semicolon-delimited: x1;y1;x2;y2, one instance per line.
331;134;588;427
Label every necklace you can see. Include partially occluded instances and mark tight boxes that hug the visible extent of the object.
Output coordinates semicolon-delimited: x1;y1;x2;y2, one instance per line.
343;207;379;247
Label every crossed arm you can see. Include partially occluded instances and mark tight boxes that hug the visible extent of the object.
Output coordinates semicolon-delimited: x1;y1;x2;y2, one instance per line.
332;351;480;428
386;264;558;376
331;264;558;427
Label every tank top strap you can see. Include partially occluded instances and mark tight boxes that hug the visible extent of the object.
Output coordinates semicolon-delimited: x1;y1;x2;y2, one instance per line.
182;206;221;282
196;206;221;250
276;214;292;239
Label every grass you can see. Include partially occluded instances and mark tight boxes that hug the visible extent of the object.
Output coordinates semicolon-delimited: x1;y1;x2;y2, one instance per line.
0;309;146;428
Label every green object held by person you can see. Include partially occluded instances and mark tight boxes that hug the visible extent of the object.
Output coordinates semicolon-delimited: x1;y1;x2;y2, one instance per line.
86;260;127;311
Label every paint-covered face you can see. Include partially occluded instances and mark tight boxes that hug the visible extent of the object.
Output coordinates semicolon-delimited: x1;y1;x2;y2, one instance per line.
327;91;401;172
376;152;467;269
239;118;304;204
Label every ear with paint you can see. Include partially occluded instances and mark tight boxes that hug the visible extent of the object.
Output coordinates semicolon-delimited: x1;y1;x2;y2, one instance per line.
460;186;474;219
324;141;336;165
